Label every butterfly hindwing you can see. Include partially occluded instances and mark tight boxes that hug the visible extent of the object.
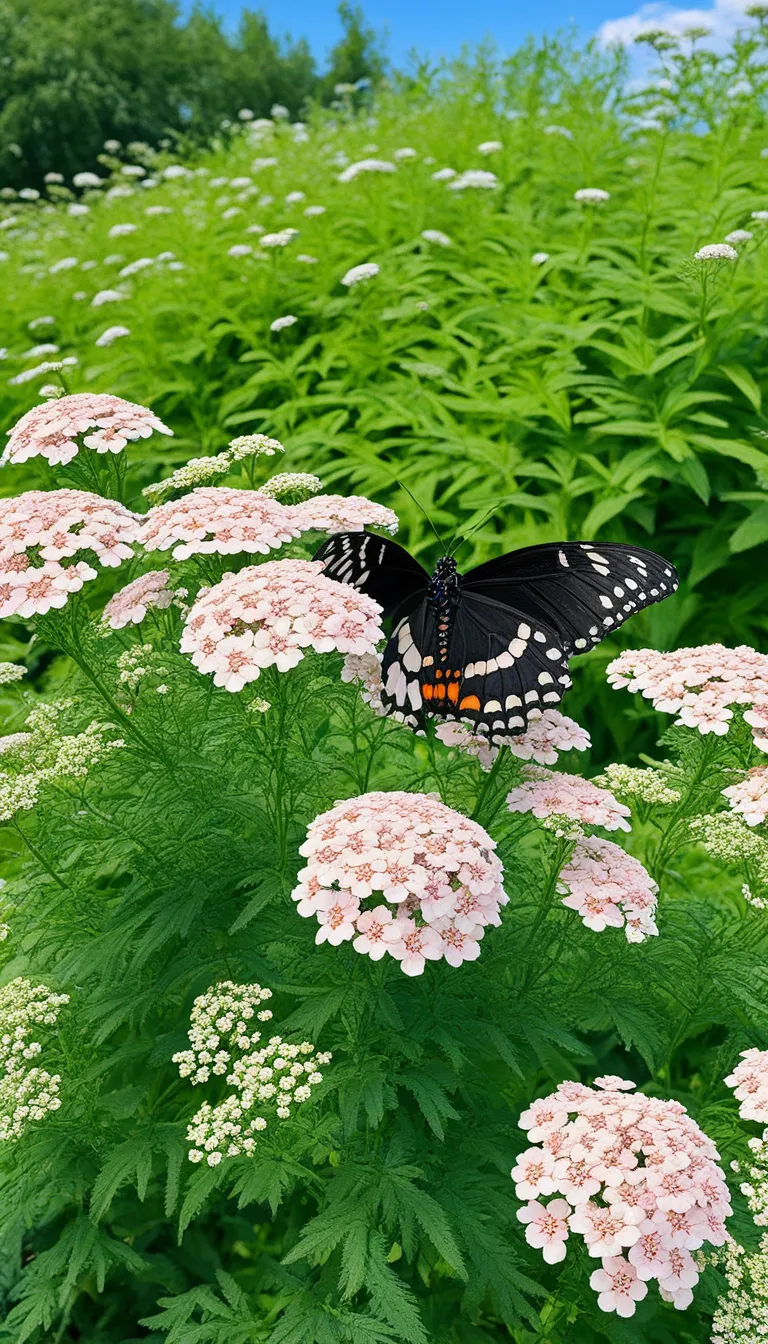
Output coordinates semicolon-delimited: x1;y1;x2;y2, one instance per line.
380;592;571;739
462;542;679;654
313;533;428;622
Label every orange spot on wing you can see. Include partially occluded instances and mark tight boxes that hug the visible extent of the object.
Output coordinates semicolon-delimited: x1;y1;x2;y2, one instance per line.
435;683;446;700
459;694;481;710
447;681;459;704
422;683;434;701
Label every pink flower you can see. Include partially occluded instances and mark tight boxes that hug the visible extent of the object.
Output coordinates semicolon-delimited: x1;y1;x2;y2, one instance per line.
314;892;360;945
723;766;768;827
181;559;384;691
435;710;590;771
511;1146;559;1200
3;392;171;467
353;905;394;959
287;494;399;536
142;487;300;560
0;489;140;616
292;791;506;976
384;918;444;976
507;767;631;831
515;1076;731;1315
517;1199;571;1263
102;569;173;628
589;1256;648;1317
724;1046;768;1124
607;643;768;751
559;837;658;942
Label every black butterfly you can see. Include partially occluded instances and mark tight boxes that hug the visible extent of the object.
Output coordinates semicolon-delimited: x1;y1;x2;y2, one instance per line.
314;533;679;741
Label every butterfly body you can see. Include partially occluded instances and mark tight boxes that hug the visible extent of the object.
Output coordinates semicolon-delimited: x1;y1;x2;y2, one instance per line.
315;532;679;741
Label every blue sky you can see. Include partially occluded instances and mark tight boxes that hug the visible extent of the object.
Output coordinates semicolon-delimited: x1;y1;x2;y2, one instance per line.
180;0;753;66
182;0;644;64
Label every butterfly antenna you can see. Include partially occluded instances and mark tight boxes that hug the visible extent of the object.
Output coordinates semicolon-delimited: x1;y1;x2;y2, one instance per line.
395;479;449;553
449;504;498;558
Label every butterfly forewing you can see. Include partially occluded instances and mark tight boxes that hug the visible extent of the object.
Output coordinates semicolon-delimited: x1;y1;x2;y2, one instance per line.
462;542;679;654
313;532;428;622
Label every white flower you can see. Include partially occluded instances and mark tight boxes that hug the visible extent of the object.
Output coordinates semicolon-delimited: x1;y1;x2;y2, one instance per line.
259;229;298;249
544;124;573;139
91;289;125;308
109;221;138;239
341;262;380;287
393;147;417;160
49;257;78;274
431;167;456;181
694;243;738;261
574;188;610;203
72;172;102;188
95;325;130;348
270;314;298;332
67;203;90;217
448;170;498;191
338;159;397;182
163;165;189;180
304;204;326;217
44;172;64;184
725;229;753;244
421;229;452;247
477;140;503;154
285;190;305;204
227;244;253;258
531;251;550;265
238;108;254;120
752;210;768;221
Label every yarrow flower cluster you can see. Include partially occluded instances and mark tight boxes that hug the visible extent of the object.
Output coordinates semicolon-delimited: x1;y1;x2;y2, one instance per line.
607;644;768;748
3;393;172;467
0;662;25;686
447;170;498;191
341;262;380;287
0;978;68;1141
341;651;386;713
181;559;384;691
689;812;768;884
337;159;396;182
0;489;140;617
172;981;330;1165
141;435;286;504
292;791;508;974
288;494;399;536
725;1049;768;1124
514;1076;731;1317
141;487;300;560
574;188;610;203
694;243;738;262
0;700;124;822
435;710;590;771
596;763;681;807
723;767;768;827
558;835;659;941
507;767;631;832
258;472;323;503
102;570;173;629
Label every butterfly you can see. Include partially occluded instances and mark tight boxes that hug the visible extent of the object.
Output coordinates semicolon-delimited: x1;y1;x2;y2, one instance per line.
314;533;679;741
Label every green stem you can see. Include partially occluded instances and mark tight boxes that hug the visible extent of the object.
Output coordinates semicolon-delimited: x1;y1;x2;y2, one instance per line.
12;819;68;890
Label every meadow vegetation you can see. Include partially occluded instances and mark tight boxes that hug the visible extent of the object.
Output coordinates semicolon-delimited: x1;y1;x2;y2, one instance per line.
0;23;768;1343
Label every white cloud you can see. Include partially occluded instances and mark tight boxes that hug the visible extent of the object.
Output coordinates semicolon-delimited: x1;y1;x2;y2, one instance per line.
599;0;754;49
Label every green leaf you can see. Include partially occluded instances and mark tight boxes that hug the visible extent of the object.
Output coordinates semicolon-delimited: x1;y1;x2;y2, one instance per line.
719;362;762;412
729;502;768;553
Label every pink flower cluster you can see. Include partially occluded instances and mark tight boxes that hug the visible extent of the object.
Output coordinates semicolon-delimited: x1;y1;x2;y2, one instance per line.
722;766;768;828
558;836;659;942
141;487;301;560
0;489;140;617
514;1077;731;1317
436;710;591;770
724;1048;768;1124
292;790;508;975
288;494;399;536
102;570;173;629
3;393;172;467
180;559;384;691
507;767;631;832
607;644;768;748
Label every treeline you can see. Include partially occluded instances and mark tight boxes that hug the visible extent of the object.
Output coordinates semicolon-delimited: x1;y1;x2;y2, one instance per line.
0;0;385;189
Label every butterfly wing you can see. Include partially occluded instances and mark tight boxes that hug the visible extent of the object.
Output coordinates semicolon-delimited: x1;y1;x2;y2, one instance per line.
381;591;571;738
313;533;429;623
461;541;678;654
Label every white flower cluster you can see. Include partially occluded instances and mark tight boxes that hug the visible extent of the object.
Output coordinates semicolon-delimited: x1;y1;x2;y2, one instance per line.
0;977;68;1141
596;763;681;806
142;435;286;503
116;643;170;692
258;472;323;502
172;981;330;1165
711;1236;768;1344
0;700;124;821
0;662;25;687
689;812;768;882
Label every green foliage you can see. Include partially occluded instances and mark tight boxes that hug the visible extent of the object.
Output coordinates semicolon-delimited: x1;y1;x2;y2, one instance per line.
1;21;768;1344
